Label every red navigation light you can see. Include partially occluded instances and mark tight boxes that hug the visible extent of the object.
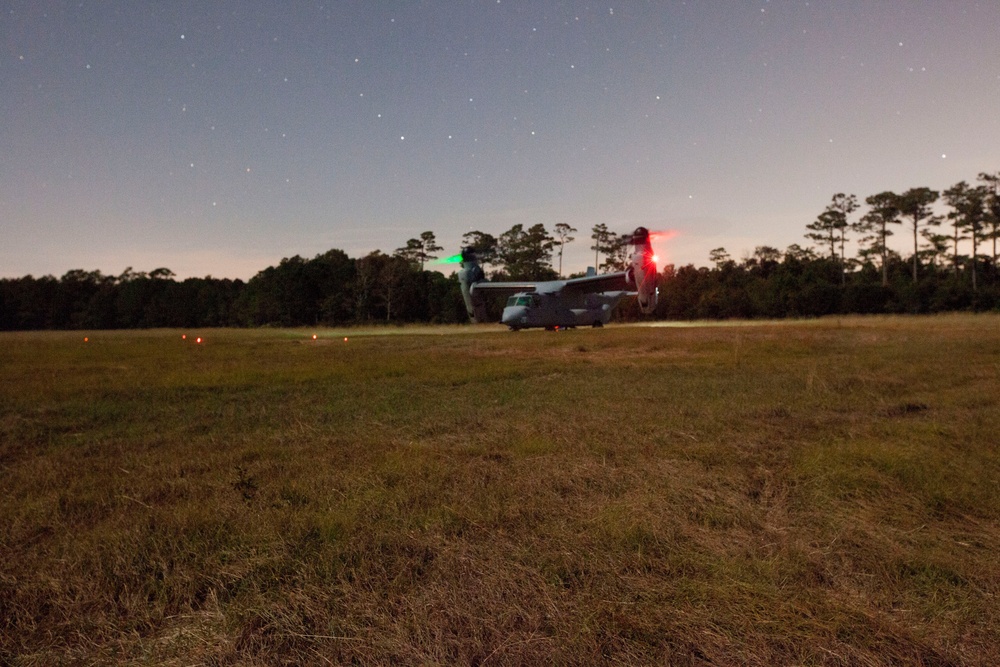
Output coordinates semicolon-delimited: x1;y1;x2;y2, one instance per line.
182;334;187;340
343;337;348;342
312;334;317;340
84;337;89;342
196;337;203;344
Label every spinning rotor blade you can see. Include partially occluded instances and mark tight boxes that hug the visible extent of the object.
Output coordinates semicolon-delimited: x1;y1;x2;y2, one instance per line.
636;229;677;263
646;229;678;242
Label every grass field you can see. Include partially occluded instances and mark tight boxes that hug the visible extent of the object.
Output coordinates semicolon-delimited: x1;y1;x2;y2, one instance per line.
2;316;999;665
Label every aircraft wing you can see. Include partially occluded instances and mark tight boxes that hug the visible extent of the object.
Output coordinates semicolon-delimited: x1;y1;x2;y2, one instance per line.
560;271;629;294
468;280;544;302
469;272;630;300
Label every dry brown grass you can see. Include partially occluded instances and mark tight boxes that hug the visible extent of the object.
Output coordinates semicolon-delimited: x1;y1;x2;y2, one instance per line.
2;315;999;665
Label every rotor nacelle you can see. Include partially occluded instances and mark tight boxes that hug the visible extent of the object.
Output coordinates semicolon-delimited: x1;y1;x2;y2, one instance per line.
627;227;658;314
457;247;489;322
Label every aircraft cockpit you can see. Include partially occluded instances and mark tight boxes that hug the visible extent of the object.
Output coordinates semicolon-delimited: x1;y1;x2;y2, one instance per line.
506;295;537;308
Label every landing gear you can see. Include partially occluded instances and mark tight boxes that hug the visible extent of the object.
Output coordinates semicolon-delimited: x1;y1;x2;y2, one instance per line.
592;321;603;328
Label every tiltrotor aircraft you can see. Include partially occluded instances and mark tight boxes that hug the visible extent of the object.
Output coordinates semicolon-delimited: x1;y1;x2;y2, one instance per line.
457;227;659;330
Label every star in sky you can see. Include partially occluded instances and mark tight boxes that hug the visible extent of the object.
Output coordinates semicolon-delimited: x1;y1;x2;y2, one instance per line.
1;1;998;279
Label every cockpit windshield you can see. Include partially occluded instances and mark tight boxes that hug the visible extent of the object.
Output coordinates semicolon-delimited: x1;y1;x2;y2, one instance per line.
506;295;534;308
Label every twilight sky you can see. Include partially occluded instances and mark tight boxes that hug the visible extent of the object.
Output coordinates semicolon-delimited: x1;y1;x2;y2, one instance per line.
2;1;999;280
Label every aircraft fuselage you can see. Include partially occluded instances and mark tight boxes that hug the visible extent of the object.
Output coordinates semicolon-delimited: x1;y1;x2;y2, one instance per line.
501;290;629;330
457;226;659;330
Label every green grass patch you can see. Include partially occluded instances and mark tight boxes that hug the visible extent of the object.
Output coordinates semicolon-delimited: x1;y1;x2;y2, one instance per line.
2;316;999;664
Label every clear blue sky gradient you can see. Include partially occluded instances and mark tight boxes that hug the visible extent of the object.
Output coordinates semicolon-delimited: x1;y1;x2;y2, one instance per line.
3;1;998;279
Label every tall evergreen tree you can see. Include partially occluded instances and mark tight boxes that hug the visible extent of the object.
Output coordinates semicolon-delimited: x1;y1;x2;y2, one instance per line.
553;223;577;277
897;187;940;282
590;223;611;272
943;181;988;291
829;193;859;286
601;232;630;272
919;228;950;271
978;172;1000;265
418;231;443;271
858;191;901;286
394;238;424;268
394;231;442;271
709;247;733;270
496;224;556;280
805;211;839;261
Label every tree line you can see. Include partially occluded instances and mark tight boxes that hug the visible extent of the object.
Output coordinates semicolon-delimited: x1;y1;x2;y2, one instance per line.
2;170;998;330
0;251;464;330
660;171;1000;319
0;225;623;330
